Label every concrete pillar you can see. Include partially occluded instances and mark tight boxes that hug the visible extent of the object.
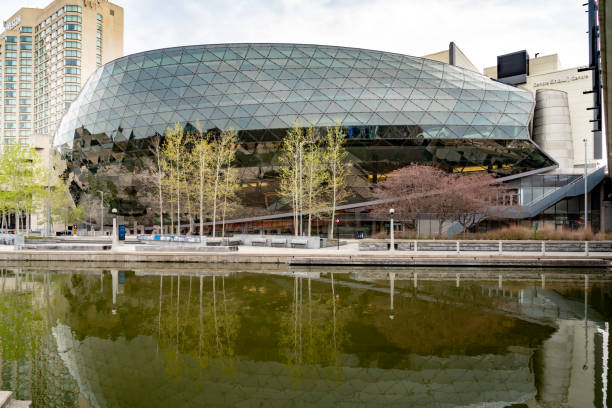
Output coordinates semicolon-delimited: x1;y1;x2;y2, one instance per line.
533;89;573;170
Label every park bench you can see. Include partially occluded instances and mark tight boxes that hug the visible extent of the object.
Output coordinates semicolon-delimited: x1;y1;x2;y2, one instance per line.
290;238;309;248
251;238;267;246
271;238;287;247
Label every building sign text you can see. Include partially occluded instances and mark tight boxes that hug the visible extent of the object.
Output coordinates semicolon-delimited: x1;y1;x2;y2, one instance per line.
4;15;21;31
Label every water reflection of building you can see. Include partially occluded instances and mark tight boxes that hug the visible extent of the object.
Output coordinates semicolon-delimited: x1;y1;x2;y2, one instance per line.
481;281;609;408
1;270;609;407
52;323;538;407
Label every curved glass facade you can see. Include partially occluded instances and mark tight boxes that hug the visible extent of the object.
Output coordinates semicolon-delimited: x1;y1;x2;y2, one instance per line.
53;43;555;219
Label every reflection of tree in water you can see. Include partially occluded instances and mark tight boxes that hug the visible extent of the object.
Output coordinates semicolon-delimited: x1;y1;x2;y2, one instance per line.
279;273;349;385
0;270;80;407
157;274;240;380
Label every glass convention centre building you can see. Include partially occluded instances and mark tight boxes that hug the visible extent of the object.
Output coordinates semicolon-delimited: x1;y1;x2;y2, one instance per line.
53;43;565;235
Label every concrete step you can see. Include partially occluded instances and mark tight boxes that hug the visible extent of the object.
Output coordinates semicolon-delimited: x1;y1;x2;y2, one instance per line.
0;391;31;408
7;400;31;408
0;391;12;408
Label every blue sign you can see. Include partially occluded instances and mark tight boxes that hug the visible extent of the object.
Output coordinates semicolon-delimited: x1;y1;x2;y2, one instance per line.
118;225;126;241
119;271;126;284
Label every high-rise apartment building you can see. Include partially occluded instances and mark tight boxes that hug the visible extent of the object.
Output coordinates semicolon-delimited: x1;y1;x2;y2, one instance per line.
0;0;123;147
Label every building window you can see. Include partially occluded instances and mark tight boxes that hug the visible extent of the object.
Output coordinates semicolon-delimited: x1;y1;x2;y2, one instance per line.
5;61;16;66
110;9;115;16
20;36;32;42
65;50;80;57
65;15;81;23
20;51;32;58
65;24;81;32
20;43;32;50
5;52;17;58
65;59;80;66
65;41;81;49
65;67;80;74
96;13;102;21
20;27;32;33
5;36;17;43
64;32;81;40
64;84;80;92
6;44;17;51
65;5;81;12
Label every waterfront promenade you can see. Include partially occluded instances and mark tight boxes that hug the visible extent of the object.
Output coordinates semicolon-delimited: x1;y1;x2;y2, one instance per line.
1;238;612;269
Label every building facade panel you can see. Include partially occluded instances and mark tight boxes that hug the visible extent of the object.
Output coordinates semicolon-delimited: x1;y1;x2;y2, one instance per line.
0;0;123;146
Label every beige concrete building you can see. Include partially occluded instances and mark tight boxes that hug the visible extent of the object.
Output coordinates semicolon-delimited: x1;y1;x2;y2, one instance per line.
422;41;480;73
0;0;123;147
484;54;599;172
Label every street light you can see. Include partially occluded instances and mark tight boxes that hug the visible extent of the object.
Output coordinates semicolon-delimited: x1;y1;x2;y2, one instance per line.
111;208;118;249
97;190;104;236
389;208;395;251
583;138;588;230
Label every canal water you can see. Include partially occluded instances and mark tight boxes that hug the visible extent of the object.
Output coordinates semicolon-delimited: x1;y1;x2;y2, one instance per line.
0;265;609;407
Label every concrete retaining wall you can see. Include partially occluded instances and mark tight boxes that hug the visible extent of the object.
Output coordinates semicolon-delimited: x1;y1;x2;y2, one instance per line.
359;240;612;253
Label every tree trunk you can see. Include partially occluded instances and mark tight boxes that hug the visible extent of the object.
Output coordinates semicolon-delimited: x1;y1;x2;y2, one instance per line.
170;198;174;235
199;152;204;237
329;166;337;239
176;162;181;235
221;179;228;239
157;167;163;234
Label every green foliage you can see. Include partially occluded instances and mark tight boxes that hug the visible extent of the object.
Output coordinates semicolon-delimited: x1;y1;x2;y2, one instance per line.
324;124;349;238
278;123;350;236
0;145;47;232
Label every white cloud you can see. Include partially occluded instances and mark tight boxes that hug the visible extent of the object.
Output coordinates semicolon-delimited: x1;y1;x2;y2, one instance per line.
3;0;590;71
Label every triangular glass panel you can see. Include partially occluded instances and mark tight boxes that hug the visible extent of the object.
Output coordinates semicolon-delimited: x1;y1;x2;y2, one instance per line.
446;113;469;125
401;111;425;124
412;99;432;110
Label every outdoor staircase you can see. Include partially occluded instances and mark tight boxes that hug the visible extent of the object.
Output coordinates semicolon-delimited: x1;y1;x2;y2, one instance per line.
0;391;31;408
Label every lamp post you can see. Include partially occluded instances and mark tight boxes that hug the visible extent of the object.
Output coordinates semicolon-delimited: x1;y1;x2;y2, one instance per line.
584;138;588;229
389;208;395;251
97;190;104;236
111;208;118;249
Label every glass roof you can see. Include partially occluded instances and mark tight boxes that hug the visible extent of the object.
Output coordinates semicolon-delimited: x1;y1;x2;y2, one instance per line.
53;43;535;149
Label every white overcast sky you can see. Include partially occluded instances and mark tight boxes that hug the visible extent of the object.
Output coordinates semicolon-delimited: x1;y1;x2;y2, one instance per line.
4;0;590;72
